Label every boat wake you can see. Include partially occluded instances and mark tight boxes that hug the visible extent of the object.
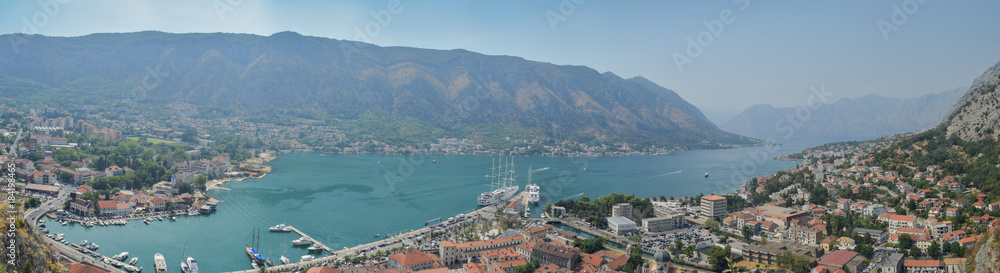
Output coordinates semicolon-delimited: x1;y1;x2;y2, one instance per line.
533;167;550;173
646;169;684;179
568;192;585;198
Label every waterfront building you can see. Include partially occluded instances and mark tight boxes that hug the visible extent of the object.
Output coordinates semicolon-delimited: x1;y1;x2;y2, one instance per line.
439;235;525;266
606;216;637;235
69;199;94;217
641;212;684;233
612;203;633;219
700;195;727;220
387;248;441;271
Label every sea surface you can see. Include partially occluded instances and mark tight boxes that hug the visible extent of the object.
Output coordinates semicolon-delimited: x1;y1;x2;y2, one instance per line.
44;137;860;272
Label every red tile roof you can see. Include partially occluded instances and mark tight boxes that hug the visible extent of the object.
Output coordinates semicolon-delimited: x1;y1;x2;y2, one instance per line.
819;250;858;266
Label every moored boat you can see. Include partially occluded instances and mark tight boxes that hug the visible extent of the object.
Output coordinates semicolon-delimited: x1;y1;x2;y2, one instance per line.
154;253;167;273
300;255;314;262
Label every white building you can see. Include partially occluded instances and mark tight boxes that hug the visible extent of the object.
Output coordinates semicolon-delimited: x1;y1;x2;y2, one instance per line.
607;216;637;235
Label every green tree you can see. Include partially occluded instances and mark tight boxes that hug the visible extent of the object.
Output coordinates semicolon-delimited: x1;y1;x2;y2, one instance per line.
708;245;732;271
572;237;605;254
741;225;753;242
193;175;208;191
775;251;811;273
181;127;199;144
927;241;941;259
898;234;914;250
617;246;645;273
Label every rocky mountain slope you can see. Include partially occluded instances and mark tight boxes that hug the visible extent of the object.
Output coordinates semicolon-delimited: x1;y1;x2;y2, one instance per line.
722;88;965;140
0;31;753;148
946;60;1000;141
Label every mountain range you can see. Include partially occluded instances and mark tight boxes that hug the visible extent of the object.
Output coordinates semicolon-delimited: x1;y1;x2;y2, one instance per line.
721;88;966;140
0;31;754;149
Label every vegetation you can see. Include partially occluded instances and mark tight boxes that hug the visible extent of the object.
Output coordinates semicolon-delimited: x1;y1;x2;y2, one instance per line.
552;193;655;229
617;246;646;273
571;237;605;254
775;251;812;273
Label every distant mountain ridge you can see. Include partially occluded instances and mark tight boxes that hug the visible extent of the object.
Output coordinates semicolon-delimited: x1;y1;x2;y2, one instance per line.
0;31;754;148
721;88;966;140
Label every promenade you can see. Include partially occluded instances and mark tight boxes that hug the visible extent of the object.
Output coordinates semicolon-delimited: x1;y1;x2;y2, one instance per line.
224;193;513;273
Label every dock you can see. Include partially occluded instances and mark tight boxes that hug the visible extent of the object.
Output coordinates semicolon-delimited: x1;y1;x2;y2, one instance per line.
223;193;521;273
286;226;335;254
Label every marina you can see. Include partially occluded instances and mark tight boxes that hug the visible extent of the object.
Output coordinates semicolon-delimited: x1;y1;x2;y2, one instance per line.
45;149;810;272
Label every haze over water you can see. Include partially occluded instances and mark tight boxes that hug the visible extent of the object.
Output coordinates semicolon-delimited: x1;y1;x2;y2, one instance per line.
45;137;854;272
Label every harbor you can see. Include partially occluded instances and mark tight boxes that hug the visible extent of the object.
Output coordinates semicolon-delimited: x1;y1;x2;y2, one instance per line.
41;151;803;272
225;194;508;273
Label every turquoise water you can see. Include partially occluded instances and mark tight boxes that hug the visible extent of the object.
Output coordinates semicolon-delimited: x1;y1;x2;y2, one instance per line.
44;138;844;272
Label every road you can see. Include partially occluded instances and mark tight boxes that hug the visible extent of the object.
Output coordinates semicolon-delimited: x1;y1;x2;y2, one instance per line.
24;185;127;273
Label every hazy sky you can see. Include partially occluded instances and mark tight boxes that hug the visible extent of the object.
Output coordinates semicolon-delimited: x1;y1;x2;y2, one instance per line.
2;0;999;114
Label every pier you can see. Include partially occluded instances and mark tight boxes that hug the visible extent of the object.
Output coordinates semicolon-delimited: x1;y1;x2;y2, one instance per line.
224;193;521;273
286;225;335;254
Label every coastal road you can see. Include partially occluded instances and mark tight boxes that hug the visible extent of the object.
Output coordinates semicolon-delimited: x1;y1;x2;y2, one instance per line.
24;186;127;273
224;194;516;273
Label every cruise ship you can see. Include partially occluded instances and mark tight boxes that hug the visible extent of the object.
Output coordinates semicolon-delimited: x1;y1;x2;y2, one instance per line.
154;253;168;273
478;157;519;206
525;164;540;204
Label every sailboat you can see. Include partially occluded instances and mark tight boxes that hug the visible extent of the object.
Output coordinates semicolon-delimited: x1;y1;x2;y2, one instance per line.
181;239;199;273
477;157;520;206
245;228;266;266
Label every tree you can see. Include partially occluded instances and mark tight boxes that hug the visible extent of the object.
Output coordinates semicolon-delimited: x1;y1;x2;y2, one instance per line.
741;225;753;242
25;197;41;208
177;182;193;194
898;234;914;250
927;241;941;259
194;175;208;191
683;245;695;257
708;245;732;271
572;237;605;254
617;246;645;273
854;244;874;259
776;251;811;273
705;220;720;232
181;127;199;144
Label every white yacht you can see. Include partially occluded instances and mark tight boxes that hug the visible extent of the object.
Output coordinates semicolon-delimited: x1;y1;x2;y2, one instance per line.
129;257;138;265
291;237;311;246
181;257;198;273
307;244;323;252
525;165;540;204
154;253;168;273
269;223;292;232
477;157;519;206
300;255;315;262
280;255;290;264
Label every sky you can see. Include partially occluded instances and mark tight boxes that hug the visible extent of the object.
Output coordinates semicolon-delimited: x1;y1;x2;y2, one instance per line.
2;0;999;121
